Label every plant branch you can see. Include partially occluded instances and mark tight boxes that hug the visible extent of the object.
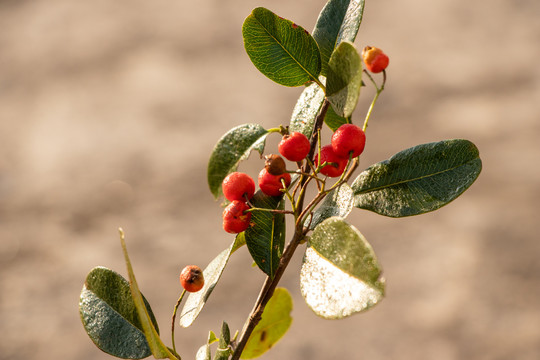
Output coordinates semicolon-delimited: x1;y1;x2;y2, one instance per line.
231;99;330;360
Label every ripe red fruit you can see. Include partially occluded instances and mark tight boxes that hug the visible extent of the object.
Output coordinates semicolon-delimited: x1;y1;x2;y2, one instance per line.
278;132;311;162
222;200;252;233
315;145;348;177
222;172;255;202
258;168;291;197
179;265;205;293
331;124;366;158
362;46;389;73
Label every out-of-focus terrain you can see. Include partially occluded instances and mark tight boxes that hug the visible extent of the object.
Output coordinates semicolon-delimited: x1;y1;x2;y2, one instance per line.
1;0;539;359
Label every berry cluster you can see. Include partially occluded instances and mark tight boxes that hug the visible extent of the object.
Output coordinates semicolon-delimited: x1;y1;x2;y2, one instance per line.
220;124;367;233
316;124;366;178
222;172;255;233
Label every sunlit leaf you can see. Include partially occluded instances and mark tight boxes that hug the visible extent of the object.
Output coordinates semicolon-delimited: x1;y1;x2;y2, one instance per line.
352;139;482;217
208;124;268;199
241;288;293;359
305;184;354;230
243;7;321;87
312;0;366;76
289;82;326;138
180;236;245;327
120;231;178;359
326;41;362;118
300;217;384;319
79;266;158;359
245;191;286;278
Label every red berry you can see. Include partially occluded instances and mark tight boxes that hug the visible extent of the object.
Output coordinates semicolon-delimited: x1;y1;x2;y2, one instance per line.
278;132;311;162
315;145;348;177
223;200;252;233
331;124;366;158
258;168;291;197
265;154;287;175
362;46;389;73
222;172;255;202
180;265;205;292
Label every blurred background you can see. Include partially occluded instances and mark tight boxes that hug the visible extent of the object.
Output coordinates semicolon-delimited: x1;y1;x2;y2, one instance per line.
1;0;539;359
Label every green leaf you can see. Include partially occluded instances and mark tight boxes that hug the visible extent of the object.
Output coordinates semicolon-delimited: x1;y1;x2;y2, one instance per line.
208;124;268;199
289;82;326;138
245;190;286;278
351;139;482;217
324;103;350;131
214;322;233;360
79;266;158;359
300;217;385;319
241;288;293;359
312;0;366;76
326;41;362;118
305;184;354;230
120;231;178;359
242;7;321;87
180;236;245;327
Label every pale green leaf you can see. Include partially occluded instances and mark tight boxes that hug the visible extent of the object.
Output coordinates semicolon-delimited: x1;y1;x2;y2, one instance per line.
326;41;362;118
120;231;178;359
300;217;384;319
306;183;354;230
289;82;326;138
241;288;293;359
180;236;245;327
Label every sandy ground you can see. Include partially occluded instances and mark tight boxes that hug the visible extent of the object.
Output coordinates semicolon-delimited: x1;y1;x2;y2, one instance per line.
1;0;539;359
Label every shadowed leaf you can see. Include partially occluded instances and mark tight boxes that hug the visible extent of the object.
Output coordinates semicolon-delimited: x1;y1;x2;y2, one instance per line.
313;0;365;76
79;266;159;359
245;190;286;278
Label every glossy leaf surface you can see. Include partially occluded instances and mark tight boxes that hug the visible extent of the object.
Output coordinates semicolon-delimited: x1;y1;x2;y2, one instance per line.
326;41;362;118
120;232;178;359
352;139;482;217
180;236;245;327
306;184;354;230
79;266;158;359
312;0;365;76
289;82;326;138
208;124;268;199
245;190;286;278
241;288;293;359
243;7;321;87
300;217;384;319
